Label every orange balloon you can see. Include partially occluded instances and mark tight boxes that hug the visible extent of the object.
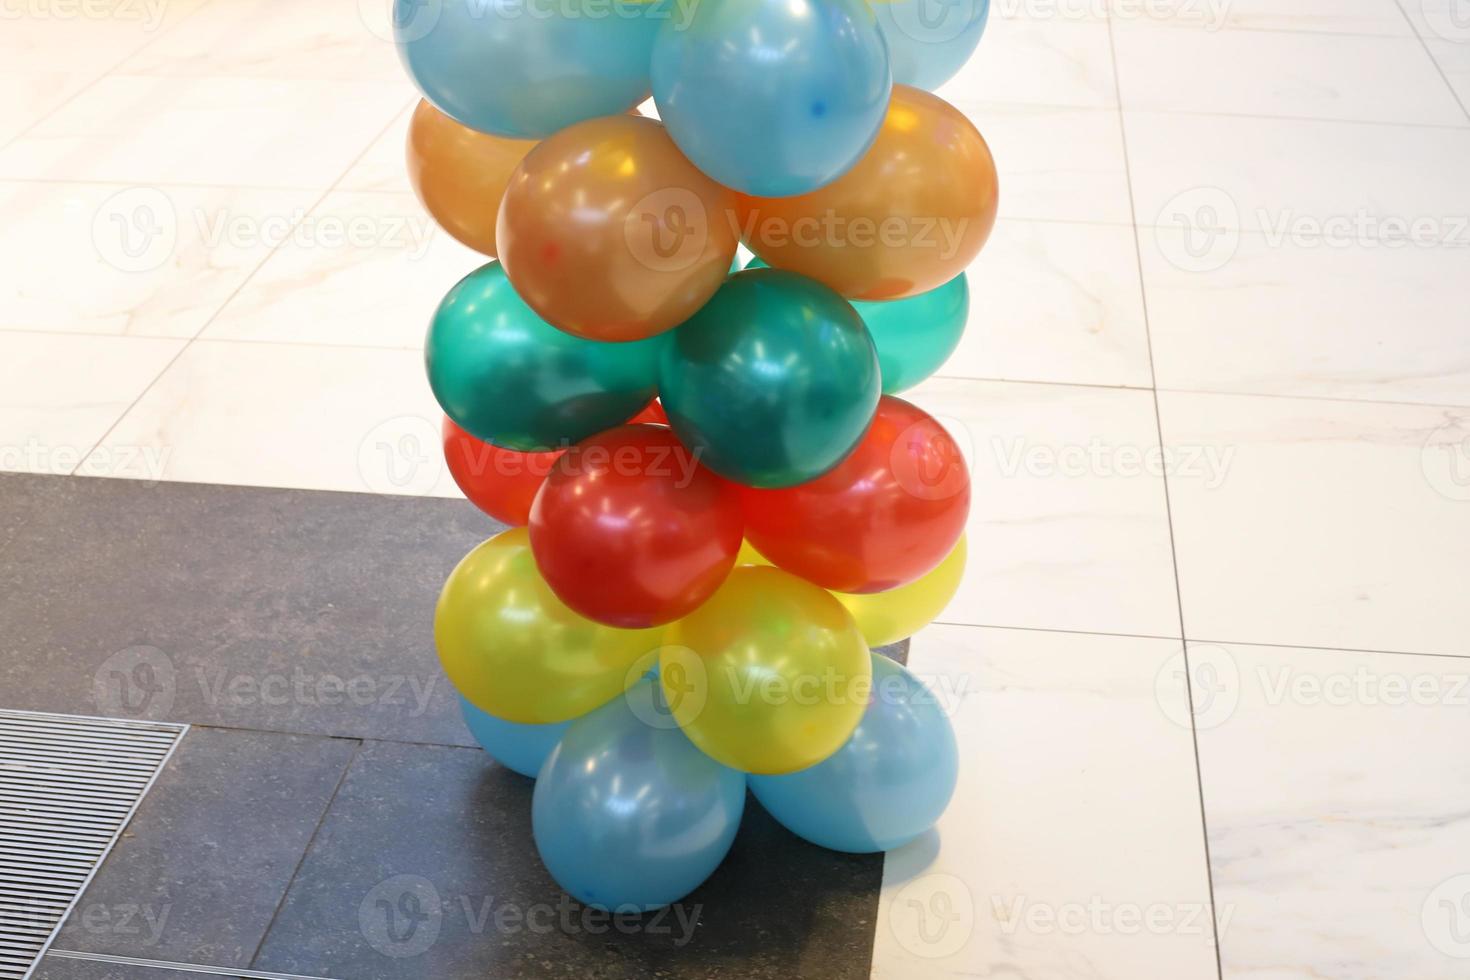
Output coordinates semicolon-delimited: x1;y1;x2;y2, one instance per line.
406;100;536;258
734;86;999;301
497;115;739;343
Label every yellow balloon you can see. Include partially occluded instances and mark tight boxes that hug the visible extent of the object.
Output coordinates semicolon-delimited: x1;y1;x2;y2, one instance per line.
835;535;967;647
661;566;872;775
435;528;663;724
735;539;772;566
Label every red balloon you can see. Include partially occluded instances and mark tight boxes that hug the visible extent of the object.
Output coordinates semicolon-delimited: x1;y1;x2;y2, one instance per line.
443;417;561;526
530;425;743;628
742;397;970;593
628;399;669;425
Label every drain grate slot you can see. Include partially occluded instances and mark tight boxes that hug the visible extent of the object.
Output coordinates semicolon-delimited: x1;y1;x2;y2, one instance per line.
0;709;184;980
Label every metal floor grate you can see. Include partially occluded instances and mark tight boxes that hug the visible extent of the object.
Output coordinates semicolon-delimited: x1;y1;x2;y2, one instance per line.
0;709;186;980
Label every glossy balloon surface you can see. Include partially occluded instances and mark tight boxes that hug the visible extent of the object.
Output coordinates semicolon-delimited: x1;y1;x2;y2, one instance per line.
743;396;970;592
434;529;663;724
749;653;958;852
406;99;535;257
394;0;660;138
425;262;664;452
497;115;738;342
748;258;969;393
737;86;998;300
662;566;872;774
442;417;561;526
530;425;743;628
651;0;891;197
459;694;571;778
533;680;746;911
658;269;880;488
835;535;967;646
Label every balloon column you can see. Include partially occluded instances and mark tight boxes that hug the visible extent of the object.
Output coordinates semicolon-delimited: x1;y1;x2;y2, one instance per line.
399;0;995;912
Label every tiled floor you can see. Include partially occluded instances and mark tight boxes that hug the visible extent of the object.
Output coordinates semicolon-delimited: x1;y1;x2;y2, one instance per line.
4;0;1470;978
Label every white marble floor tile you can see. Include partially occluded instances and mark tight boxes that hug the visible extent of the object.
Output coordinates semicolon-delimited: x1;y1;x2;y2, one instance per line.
874;623;1217;980
0;181;320;338
0;332;183;476
0;0;212;73
0;74;411;189
1125;110;1470;236
85;340;462;497
1192;641;1470;979
940;16;1117;108
337;105;414;195
905;377;1181;637
1158;390;1470;656
1143;230;1470;406
1107;0;1414;36
958;102;1133;224
0;74;97;147
945;218;1153;389
117;0;403;81
201;191;482;349
1113;22;1466;126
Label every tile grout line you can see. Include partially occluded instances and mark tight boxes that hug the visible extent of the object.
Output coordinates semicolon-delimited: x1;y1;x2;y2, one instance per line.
1007;9;1450;41
14;632;1466;766
1114;103;1470;131
6;320;1470;411
245;738;364;974
65;99;416;477
1389;0;1470;124
1105;15;1226;980
957;98;1470;132
0;175;407;194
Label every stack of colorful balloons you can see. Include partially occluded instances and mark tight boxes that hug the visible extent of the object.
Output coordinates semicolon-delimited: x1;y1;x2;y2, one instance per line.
398;0;998;912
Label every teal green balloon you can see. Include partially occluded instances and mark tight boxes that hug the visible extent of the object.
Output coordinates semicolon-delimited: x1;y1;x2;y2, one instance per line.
426;262;664;452
748;258;968;394
659;269;880;489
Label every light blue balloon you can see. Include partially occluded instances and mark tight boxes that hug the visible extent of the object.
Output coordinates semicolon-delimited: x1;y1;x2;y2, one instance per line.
458;695;571;779
533;681;746;911
872;0;990;91
651;0;892;197
749;654;958;853
393;0;663;138
747;258;968;393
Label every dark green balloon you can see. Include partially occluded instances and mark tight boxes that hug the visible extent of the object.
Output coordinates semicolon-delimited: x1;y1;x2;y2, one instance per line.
660;269;880;488
747;257;969;394
426;262;664;452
